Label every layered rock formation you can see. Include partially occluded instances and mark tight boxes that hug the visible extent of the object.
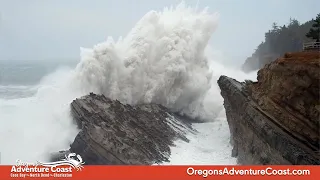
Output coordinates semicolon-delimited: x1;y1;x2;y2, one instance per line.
57;93;193;165
218;51;320;165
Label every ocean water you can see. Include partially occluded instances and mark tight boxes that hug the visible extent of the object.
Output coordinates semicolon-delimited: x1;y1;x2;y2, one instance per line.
0;61;77;99
0;2;257;165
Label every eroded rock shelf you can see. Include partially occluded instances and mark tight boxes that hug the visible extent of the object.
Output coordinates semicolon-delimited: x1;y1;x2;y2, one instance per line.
66;93;194;165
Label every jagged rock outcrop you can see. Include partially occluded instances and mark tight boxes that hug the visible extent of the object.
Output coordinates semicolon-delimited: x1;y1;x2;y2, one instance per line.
61;93;193;165
218;51;320;165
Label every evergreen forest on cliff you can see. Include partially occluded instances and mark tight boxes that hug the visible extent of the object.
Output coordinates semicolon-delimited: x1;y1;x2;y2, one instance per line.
242;13;320;72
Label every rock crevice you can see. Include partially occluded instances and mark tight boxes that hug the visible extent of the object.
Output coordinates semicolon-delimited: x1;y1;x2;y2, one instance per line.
53;93;194;165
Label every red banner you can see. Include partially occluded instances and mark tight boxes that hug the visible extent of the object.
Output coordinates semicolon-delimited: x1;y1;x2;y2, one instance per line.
1;165;319;180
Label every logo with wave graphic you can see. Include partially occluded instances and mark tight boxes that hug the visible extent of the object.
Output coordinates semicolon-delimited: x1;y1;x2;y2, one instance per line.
37;153;85;171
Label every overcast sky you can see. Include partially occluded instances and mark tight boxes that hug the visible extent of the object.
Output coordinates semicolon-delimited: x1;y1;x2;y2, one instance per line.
0;0;319;65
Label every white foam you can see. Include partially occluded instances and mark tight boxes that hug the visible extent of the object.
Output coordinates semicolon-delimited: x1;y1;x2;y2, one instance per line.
0;67;80;164
0;2;258;165
73;2;220;121
161;120;238;165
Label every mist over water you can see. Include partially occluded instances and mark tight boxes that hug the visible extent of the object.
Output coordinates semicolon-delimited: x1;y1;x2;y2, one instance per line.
0;2;257;165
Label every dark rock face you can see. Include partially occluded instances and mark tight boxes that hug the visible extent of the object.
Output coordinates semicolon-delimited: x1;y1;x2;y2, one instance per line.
67;93;193;165
218;51;320;165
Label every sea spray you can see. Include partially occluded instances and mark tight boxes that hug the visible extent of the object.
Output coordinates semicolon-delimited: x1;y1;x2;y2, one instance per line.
0;2;257;165
73;2;220;121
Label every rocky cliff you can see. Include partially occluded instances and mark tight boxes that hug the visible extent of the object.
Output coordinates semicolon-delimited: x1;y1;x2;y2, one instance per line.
218;51;320;165
53;93;194;165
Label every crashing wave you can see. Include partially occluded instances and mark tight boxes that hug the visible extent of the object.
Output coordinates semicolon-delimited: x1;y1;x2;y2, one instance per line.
73;2;220;121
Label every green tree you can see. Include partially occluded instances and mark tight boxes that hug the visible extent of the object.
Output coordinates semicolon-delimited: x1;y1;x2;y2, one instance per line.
306;14;320;42
242;15;317;72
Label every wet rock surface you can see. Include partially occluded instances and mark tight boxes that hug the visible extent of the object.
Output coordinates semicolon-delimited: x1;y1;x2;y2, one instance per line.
218;51;320;165
63;93;193;165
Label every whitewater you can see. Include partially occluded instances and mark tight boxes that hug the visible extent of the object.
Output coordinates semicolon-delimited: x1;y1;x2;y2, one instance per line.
0;2;257;165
